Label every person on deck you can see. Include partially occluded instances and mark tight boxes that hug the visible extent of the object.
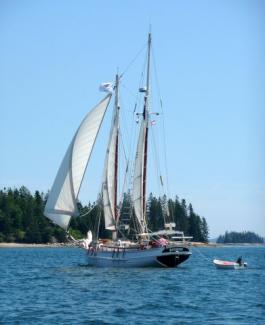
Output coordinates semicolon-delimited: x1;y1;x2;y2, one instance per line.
236;256;242;266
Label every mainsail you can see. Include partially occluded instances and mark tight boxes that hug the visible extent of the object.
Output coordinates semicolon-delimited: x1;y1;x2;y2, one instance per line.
44;94;112;229
132;120;147;233
132;33;151;235
102;75;119;231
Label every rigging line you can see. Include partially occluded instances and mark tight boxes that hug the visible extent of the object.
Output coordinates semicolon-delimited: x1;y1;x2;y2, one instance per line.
139;53;147;89
150;131;162;197
150;124;164;198
151;46;171;200
128;192;141;237
78;204;97;218
78;201;96;237
119;96;137;195
127;110;139;188
121;84;141;107
125;48;147;177
95;204;102;242
120;52;145;115
120;42;147;78
192;246;212;262
118;133;130;205
117;116;135;235
120;53;145;112
119;133;129;171
119;94;136;154
73;167;104;234
119;97;130;156
122;42;150;238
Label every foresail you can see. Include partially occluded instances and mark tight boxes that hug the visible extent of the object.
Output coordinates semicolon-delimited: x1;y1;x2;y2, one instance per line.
132;120;146;233
44;94;112;230
45;141;77;229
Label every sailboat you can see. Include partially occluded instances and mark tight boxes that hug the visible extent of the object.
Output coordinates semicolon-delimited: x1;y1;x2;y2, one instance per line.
44;33;192;267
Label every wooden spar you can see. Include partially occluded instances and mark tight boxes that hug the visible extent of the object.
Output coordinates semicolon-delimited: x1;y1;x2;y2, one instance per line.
141;33;151;233
142;124;148;221
114;74;119;230
114;121;119;222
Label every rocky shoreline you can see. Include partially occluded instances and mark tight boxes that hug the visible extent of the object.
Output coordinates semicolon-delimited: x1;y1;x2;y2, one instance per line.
0;242;211;248
0;242;263;248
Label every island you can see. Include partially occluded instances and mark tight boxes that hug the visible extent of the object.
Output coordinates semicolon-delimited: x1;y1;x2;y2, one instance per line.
217;231;264;244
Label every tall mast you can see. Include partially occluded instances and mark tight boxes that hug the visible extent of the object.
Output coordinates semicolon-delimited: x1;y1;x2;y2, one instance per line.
142;33;151;228
146;32;151;111
114;74;119;226
102;75;120;240
132;33;152;236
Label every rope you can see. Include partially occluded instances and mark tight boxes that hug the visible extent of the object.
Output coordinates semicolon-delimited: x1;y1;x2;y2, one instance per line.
78;204;97;218
192;246;212;262
95;204;102;242
120;42;147;79
151;46;171;200
150;123;163;197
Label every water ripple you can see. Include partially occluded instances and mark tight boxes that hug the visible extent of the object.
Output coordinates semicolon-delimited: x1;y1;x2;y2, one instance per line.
0;246;264;324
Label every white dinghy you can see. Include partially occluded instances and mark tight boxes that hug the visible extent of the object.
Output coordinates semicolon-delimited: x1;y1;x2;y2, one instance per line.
213;259;247;270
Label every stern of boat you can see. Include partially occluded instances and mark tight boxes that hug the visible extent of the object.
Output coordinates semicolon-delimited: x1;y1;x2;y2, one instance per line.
156;246;191;267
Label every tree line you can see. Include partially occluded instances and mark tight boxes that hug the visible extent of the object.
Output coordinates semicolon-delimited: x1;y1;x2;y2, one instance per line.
217;231;264;244
0;186;209;243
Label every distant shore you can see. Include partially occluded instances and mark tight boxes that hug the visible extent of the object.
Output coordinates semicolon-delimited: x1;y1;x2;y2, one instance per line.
0;242;211;248
0;242;264;248
0;242;76;248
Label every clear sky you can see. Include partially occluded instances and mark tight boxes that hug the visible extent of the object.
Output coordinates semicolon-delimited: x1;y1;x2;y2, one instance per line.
1;0;264;238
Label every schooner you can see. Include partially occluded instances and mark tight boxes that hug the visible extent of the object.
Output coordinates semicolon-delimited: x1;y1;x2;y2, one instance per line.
44;33;192;267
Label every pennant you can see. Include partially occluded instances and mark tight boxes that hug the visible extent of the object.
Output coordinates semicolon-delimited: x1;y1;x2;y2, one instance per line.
99;82;113;93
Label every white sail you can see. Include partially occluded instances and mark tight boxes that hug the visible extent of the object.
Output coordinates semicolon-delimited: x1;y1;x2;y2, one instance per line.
132;119;147;233
102;113;118;230
44;94;112;229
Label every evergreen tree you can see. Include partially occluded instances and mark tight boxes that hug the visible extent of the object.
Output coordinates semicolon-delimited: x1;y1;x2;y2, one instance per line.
201;217;209;243
217;231;264;244
187;204;204;242
147;194;164;231
0;187;211;243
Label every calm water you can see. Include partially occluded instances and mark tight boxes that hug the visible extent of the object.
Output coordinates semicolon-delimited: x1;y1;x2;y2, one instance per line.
0;246;264;324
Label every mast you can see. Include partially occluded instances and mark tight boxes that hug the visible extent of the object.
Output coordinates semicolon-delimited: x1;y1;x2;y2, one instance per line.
132;33;152;236
142;33;151;227
113;74;119;235
102;74;120;240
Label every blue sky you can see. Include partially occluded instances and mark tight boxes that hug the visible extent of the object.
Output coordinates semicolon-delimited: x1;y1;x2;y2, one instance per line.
1;0;264;237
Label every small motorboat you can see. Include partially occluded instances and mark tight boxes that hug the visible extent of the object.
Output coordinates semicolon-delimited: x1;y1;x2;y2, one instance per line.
213;259;247;269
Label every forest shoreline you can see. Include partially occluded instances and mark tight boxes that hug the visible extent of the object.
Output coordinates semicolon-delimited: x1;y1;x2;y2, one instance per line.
0;242;211;248
1;242;264;248
0;242;76;248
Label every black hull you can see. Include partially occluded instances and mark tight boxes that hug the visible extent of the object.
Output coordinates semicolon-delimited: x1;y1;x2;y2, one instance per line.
156;253;190;267
156;247;191;267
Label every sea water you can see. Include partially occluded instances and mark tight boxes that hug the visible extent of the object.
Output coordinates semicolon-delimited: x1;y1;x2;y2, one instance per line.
0;246;264;324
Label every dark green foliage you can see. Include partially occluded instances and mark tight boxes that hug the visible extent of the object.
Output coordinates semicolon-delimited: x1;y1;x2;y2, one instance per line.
147;195;209;243
0;187;210;243
187;204;205;242
147;193;164;231
0;187;68;243
217;231;264;244
174;198;189;235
